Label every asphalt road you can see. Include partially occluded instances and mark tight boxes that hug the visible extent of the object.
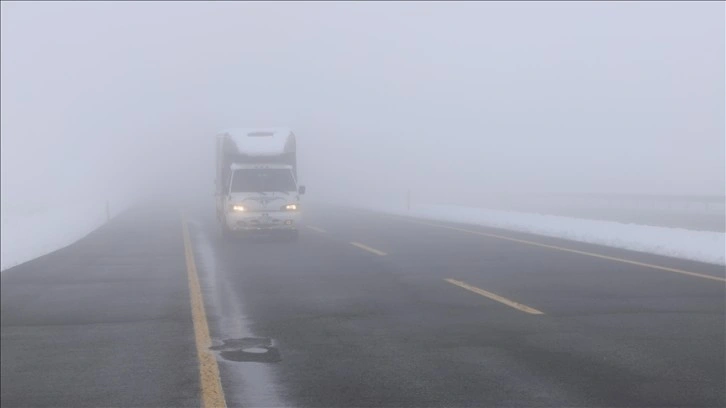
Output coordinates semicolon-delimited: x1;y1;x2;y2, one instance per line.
2;204;724;407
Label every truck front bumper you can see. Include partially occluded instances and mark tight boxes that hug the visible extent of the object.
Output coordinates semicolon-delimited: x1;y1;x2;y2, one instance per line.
225;211;300;232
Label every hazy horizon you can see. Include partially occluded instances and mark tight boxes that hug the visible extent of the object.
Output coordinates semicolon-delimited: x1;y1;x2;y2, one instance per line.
2;1;724;208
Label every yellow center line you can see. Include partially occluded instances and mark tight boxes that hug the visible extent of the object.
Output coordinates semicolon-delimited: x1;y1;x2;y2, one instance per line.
445;279;545;315
384;214;725;283
181;214;227;408
350;241;388;256
306;225;328;233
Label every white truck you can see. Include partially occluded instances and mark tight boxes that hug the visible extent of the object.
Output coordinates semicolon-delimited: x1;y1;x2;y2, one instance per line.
215;128;305;240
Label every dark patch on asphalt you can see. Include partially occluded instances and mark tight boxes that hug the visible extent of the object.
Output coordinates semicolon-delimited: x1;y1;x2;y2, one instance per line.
210;337;282;363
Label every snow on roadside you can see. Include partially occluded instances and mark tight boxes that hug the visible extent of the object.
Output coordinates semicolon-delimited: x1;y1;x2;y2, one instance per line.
1;195;133;271
371;203;725;266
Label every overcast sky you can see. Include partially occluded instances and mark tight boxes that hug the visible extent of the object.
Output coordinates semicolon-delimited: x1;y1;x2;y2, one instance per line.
1;1;723;207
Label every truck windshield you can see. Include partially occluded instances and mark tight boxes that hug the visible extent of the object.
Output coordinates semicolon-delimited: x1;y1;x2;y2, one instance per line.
230;168;296;193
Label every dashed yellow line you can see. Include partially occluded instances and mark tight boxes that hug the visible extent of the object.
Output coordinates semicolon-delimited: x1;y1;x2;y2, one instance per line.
306;225;328;233
181;214;227;408
393;216;725;283
350;241;387;256
445;279;545;315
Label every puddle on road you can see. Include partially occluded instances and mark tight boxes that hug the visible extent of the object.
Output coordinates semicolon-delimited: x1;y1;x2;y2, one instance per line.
210;337;282;363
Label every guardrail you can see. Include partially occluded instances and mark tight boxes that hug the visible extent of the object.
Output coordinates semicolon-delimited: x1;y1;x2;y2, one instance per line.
423;192;726;216
473;192;723;202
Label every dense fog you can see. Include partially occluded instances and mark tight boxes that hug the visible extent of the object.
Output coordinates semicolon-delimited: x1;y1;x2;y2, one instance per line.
2;1;724;211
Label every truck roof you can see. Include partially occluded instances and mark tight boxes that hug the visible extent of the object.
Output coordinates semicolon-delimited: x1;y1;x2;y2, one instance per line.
219;127;295;156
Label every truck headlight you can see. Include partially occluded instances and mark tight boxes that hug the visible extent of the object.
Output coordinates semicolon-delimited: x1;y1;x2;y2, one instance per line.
231;204;246;212
283;204;298;211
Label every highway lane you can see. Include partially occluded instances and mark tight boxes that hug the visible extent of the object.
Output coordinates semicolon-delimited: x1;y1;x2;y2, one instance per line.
1;208;200;408
192;205;724;407
2;203;724;407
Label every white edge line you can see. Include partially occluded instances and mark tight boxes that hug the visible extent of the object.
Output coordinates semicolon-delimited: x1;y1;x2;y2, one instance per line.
350;241;387;256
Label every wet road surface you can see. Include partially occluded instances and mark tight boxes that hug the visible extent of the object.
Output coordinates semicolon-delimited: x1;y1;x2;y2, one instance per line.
2;204;724;407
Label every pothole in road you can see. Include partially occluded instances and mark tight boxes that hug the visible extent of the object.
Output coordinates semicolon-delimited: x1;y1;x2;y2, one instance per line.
210;337;282;363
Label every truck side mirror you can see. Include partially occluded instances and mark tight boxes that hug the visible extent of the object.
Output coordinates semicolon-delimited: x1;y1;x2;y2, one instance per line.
298;185;306;195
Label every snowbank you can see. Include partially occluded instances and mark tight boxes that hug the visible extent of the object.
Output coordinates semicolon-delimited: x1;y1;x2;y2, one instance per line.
1;196;132;271
371;203;725;266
